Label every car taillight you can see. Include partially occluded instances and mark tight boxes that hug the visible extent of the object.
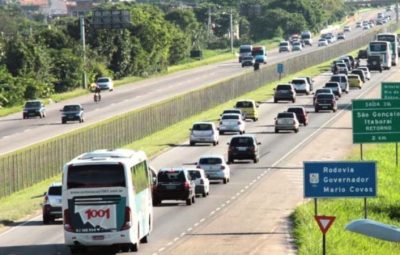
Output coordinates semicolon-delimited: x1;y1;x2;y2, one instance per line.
220;165;226;170
64;209;74;232
184;181;190;190
237;121;241;125
228;146;234;152
122;207;131;230
44;195;48;203
196;165;201;169
250;146;255;152
200;179;204;185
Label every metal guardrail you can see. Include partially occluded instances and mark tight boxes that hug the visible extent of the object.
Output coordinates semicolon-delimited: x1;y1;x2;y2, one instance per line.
0;23;398;198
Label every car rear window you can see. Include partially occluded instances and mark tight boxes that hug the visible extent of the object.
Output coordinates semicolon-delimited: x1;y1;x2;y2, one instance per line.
158;171;186;183
193;124;212;130
222;115;239;120
199;157;222;165
188;170;201;179
67;164;125;189
223;110;240;115
48;186;62;195
316;89;331;94
277;113;294;118
330;76;341;82
280;42;288;46
230;137;254;146
287;108;303;114
276;85;292;90
292;79;305;84
325;83;338;88
348;75;358;79
236;101;254;108
317;94;335;100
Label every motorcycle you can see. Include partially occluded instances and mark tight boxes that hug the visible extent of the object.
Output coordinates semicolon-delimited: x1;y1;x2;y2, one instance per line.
94;93;101;102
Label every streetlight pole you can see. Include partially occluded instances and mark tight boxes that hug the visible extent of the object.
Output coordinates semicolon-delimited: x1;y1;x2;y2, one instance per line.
80;16;87;89
230;8;233;53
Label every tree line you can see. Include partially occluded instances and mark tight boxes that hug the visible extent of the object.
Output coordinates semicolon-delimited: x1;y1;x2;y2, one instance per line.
0;0;354;107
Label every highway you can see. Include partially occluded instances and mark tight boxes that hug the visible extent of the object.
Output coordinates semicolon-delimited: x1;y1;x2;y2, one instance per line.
0;46;398;255
0;9;385;155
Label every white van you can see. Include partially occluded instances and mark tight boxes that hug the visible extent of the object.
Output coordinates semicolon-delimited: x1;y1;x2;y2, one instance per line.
62;149;153;254
239;45;252;63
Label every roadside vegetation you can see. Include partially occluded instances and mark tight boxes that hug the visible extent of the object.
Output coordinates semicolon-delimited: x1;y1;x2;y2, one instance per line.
292;143;400;254
0;0;356;110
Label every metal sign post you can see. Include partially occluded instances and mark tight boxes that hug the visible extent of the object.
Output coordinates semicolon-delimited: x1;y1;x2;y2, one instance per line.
315;216;336;255
277;63;284;80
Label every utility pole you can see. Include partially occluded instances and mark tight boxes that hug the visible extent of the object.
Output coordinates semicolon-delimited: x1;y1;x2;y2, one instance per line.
208;6;211;39
230;8;233;53
80;16;87;89
397;0;399;23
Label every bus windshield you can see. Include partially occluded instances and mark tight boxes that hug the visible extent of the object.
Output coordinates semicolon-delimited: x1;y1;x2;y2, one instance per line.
67;164;126;189
369;43;387;51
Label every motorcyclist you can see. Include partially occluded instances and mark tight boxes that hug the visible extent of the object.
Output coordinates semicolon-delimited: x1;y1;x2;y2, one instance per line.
333;64;338;74
94;83;101;102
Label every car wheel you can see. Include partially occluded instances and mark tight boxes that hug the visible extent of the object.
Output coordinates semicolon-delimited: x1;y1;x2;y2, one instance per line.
253;158;259;163
39;114;42;119
223;178;228;184
202;191;207;197
315;108;319;113
79;118;83;123
219;131;224;135
43;215;51;225
62;119;66;124
294;128;299;133
42;113;46;118
190;141;195;146
186;197;193;206
192;196;195;204
69;246;82;255
292;98;296;103
304;122;308;126
333;108;337;112
274;99;278;103
254;118;258;122
153;198;161;206
275;128;279;133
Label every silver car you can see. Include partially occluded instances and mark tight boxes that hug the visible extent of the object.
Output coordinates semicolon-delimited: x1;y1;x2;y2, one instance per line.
96;77;114;91
188;168;210;197
42;182;62;224
219;113;246;135
190;122;219;146
275;112;300;133
196;155;230;184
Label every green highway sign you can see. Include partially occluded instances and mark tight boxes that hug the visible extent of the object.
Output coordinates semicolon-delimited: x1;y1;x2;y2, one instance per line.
381;82;400;99
352;99;400;143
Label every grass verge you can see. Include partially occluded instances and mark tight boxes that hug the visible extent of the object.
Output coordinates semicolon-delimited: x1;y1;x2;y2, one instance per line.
0;45;358;229
292;143;400;254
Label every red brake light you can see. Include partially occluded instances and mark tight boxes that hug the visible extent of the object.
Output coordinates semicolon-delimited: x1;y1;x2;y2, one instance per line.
196;165;201;169
64;209;74;232
44;195;48;203
250;146;255;152
122;207;131;230
184;181;190;189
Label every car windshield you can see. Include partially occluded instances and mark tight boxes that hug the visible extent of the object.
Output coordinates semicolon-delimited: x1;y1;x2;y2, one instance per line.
97;78;110;83
63;105;80;111
230;137;254;146
199;157;222;165
67;164;125;189
236;101;254;108
25;101;41;108
222;115;239;120
158;171;185;183
277;85;292;90
48;186;61;195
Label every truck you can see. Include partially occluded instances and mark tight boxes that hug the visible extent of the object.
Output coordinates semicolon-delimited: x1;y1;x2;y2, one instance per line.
238;45;252;63
301;31;313;46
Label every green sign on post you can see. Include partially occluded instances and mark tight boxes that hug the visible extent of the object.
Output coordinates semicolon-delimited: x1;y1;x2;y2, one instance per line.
352;99;400;143
381;82;400;99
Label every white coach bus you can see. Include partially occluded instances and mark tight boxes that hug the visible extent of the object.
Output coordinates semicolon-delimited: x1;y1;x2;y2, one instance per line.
376;33;398;66
62;149;153;254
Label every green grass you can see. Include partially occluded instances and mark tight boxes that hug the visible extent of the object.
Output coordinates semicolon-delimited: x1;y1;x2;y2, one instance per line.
292;143;400;254
0;46;341;230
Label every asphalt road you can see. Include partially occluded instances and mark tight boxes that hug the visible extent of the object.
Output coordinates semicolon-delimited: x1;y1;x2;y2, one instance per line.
0;47;397;255
0;9;385;155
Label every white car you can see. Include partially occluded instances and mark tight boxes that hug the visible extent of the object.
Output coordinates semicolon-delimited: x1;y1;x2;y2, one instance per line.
196;155;230;184
96;77;114;91
188;168;210;197
189;122;219;146
291;78;311;95
292;41;302;51
363;24;370;30
344;25;351;32
318;39;328;47
219;113;245;135
357;66;371;80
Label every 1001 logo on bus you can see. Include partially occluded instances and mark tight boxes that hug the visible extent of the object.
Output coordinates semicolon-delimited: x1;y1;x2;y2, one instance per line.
85;208;110;220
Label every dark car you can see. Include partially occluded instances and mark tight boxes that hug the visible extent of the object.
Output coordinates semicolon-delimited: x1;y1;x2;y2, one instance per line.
23;100;46;119
42;183;62;224
287;106;309;126
61;104;84;124
315;93;337;113
358;49;368;59
153;168;196;206
274;84;296;103
351;69;366;83
367;56;382;72
313;88;335;105
227;134;261;164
